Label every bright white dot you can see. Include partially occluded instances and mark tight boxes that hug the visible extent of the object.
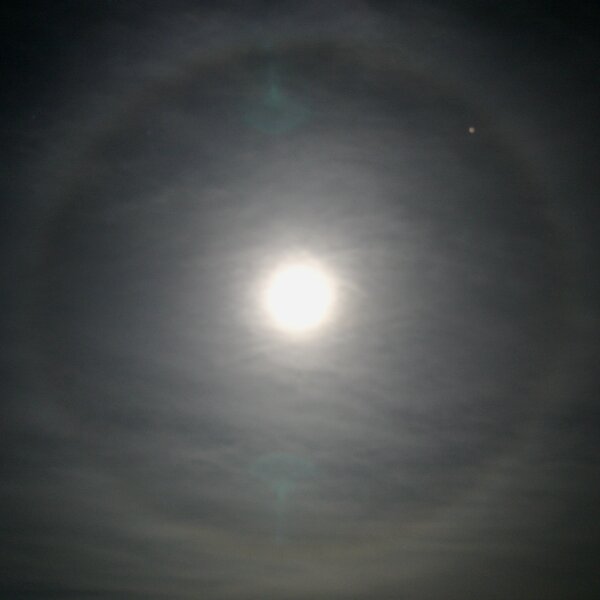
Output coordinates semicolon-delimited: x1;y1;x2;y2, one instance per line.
264;262;334;334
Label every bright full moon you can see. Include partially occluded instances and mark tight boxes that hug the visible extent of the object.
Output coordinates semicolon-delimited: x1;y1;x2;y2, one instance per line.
264;261;335;334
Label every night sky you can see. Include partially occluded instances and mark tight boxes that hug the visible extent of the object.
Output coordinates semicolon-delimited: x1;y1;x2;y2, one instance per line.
1;2;599;598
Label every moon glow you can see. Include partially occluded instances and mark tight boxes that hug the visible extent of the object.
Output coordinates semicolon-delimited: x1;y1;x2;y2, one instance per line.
263;261;335;335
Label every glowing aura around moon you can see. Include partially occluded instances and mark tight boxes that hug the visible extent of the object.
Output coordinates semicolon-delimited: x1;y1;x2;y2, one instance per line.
263;261;335;335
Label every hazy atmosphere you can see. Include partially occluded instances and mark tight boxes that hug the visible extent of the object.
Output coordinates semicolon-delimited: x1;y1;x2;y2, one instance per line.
1;2;599;598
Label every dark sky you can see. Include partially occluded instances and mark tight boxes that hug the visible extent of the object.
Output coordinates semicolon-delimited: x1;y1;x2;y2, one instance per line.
1;1;599;598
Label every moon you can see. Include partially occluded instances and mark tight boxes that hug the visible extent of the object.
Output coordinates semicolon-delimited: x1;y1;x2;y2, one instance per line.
263;260;335;335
